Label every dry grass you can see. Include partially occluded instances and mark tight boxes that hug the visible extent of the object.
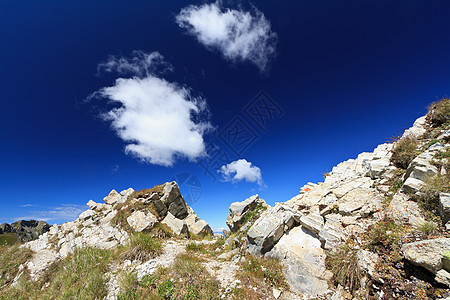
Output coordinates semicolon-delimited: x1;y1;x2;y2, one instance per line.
325;244;361;295
390;135;420;169
427;98;450;127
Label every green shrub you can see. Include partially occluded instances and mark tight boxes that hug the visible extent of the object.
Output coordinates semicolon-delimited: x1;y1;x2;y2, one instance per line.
427;98;450;127
390;136;419;169
326;244;361;295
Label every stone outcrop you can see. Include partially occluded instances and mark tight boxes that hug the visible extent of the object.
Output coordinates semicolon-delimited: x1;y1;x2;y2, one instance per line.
20;182;213;281
226;195;267;232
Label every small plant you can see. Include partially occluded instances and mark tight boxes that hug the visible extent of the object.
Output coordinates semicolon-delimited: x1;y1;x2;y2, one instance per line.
157;279;174;299
390;135;420;169
367;215;402;249
427;98;450;127
325;244;361;295
418;221;438;236
241;256;288;289
122;232;162;262
417;174;450;217
443;251;450;260
435;148;450;159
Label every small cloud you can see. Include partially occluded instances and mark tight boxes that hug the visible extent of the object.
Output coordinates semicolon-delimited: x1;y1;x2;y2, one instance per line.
111;164;120;173
19;204;35;207
14;204;87;223
91;51;212;166
176;2;278;72
219;159;265;187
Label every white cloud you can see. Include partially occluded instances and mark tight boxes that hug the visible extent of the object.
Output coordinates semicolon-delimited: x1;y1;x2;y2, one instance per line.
93;51;212;166
176;2;277;72
219;159;265;187
13;204;87;223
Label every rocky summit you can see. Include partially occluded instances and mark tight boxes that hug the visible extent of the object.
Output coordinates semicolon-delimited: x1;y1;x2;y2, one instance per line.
0;98;449;299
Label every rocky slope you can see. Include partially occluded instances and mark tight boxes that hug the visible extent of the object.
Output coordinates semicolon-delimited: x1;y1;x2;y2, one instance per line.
225;99;450;299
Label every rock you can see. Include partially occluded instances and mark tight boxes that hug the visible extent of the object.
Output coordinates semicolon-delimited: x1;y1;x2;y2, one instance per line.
78;209;96;221
402;116;427;138
247;204;300;254
402;238;450;273
217;248;239;260
299;213;324;235
402;177;425;194
436;269;450;286
387;193;426;227
357;250;379;277
127;211;157;232
226;195;265;232
265;226;331;296
162;212;189;236
440;193;450;225
338;188;375;216
161;182;188;219
26;249;60;280
273;288;281;299
189;220;213;236
87;200;98;210
402;149;440;194
104;189;121;205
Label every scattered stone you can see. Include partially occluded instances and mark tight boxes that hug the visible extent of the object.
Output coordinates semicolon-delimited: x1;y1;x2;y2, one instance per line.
226;195;265;232
440;193;450;225
162;212;189;236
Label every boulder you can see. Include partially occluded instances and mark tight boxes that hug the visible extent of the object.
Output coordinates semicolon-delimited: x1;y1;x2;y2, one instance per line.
103;189;121;205
226;195;265;232
162;212;189;236
402;116;427;138
440;193;450;225
189;220;213;236
402;238;450;273
127;211;157;232
265;226;331;296
247;204;300;254
161;182;188;219
387;193;425;227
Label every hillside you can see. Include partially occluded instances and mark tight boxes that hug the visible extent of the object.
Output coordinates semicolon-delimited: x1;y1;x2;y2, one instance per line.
0;98;449;299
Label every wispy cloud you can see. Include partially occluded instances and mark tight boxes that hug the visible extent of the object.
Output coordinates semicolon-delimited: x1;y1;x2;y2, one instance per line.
176;1;277;72
92;51;212;166
19;204;35;207
13;204;87;223
219;159;265;187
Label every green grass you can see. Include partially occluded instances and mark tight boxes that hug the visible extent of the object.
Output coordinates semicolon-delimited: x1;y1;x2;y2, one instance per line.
0;234;18;246
121;232;163;262
117;253;220;300
0;245;33;290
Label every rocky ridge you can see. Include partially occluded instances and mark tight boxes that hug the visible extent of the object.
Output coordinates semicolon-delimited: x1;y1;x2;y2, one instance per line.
225;104;450;298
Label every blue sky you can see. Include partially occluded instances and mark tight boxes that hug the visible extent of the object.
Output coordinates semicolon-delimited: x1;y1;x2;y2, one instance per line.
1;0;450;230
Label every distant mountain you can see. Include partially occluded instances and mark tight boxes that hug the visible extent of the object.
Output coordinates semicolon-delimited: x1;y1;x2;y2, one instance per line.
0;220;50;244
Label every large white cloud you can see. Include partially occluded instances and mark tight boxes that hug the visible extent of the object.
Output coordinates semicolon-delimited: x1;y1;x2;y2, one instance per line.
176;2;277;72
94;51;212;166
219;159;264;187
